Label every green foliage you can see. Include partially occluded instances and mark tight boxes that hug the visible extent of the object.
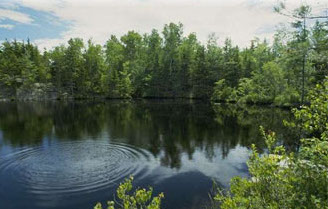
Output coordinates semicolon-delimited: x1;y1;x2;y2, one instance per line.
287;79;328;137
84;39;106;94
94;176;164;209
211;79;235;102
191;44;212;99
214;78;328;209
0;4;327;102
236;61;288;104
0;40;50;92
64;38;85;95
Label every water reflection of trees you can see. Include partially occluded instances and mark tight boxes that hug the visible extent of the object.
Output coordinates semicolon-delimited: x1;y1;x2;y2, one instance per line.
0;101;297;168
0;102;54;146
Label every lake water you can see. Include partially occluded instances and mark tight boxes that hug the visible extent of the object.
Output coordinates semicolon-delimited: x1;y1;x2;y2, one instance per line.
0;101;296;209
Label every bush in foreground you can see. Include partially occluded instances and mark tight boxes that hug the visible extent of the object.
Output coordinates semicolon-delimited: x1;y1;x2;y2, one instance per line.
94;176;164;209
215;78;328;208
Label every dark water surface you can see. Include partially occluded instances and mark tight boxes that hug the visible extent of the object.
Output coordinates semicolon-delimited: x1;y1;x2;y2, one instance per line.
0;101;296;209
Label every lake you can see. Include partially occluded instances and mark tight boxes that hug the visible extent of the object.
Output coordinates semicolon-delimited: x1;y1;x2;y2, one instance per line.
0;100;296;209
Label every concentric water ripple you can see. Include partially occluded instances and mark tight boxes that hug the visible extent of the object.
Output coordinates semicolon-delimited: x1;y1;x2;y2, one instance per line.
0;140;154;198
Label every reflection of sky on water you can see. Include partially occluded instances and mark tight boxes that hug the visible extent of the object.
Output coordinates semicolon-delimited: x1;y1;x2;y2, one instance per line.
148;145;249;187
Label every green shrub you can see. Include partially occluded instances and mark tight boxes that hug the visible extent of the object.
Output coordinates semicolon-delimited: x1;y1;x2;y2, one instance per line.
211;79;236;102
215;78;328;209
94;176;164;209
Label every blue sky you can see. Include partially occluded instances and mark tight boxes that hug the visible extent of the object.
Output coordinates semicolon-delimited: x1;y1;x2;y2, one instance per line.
0;6;70;42
0;0;327;50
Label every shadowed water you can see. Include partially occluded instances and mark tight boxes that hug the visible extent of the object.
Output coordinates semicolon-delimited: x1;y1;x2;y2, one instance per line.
0;101;296;209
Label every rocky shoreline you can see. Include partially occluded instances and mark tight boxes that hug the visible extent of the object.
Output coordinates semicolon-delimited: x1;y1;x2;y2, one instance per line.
0;83;66;101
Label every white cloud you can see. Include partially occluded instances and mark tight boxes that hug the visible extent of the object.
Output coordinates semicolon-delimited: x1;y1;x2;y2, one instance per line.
10;0;328;49
0;1;18;9
0;24;14;29
0;8;33;24
34;38;67;50
18;0;65;13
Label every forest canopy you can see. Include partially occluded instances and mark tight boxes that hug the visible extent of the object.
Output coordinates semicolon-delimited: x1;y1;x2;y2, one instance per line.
0;5;327;105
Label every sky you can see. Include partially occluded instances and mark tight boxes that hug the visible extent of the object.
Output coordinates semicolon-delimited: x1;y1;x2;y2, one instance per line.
0;0;327;50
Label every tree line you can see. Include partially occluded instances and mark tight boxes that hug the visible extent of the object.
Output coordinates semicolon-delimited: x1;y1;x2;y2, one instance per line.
0;6;327;105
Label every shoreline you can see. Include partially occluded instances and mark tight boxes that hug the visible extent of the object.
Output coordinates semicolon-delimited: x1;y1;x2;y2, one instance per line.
0;96;300;109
